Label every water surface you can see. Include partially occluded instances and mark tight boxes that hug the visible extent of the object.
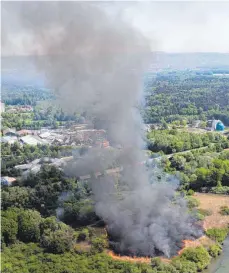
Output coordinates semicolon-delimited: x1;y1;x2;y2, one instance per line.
203;237;229;273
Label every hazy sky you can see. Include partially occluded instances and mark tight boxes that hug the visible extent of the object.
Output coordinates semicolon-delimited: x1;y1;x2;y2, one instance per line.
125;1;229;53
2;1;229;55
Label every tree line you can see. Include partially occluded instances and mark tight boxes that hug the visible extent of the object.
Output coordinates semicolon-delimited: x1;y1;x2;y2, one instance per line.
147;129;229;154
143;71;229;125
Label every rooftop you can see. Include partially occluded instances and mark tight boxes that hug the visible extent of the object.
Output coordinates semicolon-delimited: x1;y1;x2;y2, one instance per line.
20;135;48;145
1;176;17;185
17;129;31;136
39;132;51;139
1;136;18;144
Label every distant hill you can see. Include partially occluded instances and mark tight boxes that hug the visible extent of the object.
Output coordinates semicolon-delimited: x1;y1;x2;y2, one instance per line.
1;56;45;87
2;53;229;85
150;52;229;71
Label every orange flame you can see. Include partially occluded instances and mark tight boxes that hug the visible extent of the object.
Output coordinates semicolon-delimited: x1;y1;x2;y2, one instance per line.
107;250;151;263
177;239;201;256
107;250;171;264
105;227;202;263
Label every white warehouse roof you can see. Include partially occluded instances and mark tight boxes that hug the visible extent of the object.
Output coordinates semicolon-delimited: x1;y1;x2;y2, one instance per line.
20;135;47;146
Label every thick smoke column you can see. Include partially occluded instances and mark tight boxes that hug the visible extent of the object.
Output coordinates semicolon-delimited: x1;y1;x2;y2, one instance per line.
2;2;202;257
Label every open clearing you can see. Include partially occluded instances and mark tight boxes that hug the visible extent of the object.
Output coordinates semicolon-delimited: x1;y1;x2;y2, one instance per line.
194;193;229;230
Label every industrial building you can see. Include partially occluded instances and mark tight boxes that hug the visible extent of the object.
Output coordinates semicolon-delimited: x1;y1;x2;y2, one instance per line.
207;119;225;131
20;135;48;145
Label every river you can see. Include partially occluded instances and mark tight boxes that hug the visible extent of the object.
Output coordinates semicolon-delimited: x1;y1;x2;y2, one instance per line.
203;236;229;273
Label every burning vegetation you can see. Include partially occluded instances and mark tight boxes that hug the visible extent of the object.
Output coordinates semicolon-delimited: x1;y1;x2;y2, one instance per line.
104;217;203;259
9;1;203;260
107;250;152;264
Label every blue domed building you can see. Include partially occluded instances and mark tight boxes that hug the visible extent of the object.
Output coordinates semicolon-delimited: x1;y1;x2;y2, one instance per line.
215;121;225;131
211;119;225;131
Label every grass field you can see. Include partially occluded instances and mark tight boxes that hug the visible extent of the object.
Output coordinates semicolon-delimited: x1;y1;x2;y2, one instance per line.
194;193;229;230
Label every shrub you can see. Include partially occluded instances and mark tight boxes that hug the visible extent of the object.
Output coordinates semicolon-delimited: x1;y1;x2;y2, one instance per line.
151;258;178;273
151;257;162;268
187;189;195;196
172;258;197;273
196;208;212;220
208;244;222;257
180;246;211;271
196;213;205;221
186;197;200;209
219;206;229;215
210;186;229;194
91;236;108;253
206;228;229;244
197;209;212;216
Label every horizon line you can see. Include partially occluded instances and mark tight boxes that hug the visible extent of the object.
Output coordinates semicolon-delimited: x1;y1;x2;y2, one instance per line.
2;51;229;57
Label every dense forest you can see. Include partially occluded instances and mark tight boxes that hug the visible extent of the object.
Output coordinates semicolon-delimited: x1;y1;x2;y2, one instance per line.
1;83;54;106
143;70;229;125
147;129;229;154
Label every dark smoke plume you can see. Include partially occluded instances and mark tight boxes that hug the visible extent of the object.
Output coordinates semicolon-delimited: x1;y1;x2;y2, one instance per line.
2;2;202;257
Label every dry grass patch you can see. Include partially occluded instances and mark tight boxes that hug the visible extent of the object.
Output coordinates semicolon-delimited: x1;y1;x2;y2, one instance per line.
194;193;229;230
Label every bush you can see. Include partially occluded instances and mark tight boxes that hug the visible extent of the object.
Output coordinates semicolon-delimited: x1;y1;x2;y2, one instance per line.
187;189;195;196
186;197;200;209
210;186;229;194
219;206;229;215
196;208;212;220
172;258;197;273
151;258;178;273
197;209;212;216
151;257;162;268
196;213;205;221
180;246;211;271
208;244;222;257
206;228;229;243
91;236;108;253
